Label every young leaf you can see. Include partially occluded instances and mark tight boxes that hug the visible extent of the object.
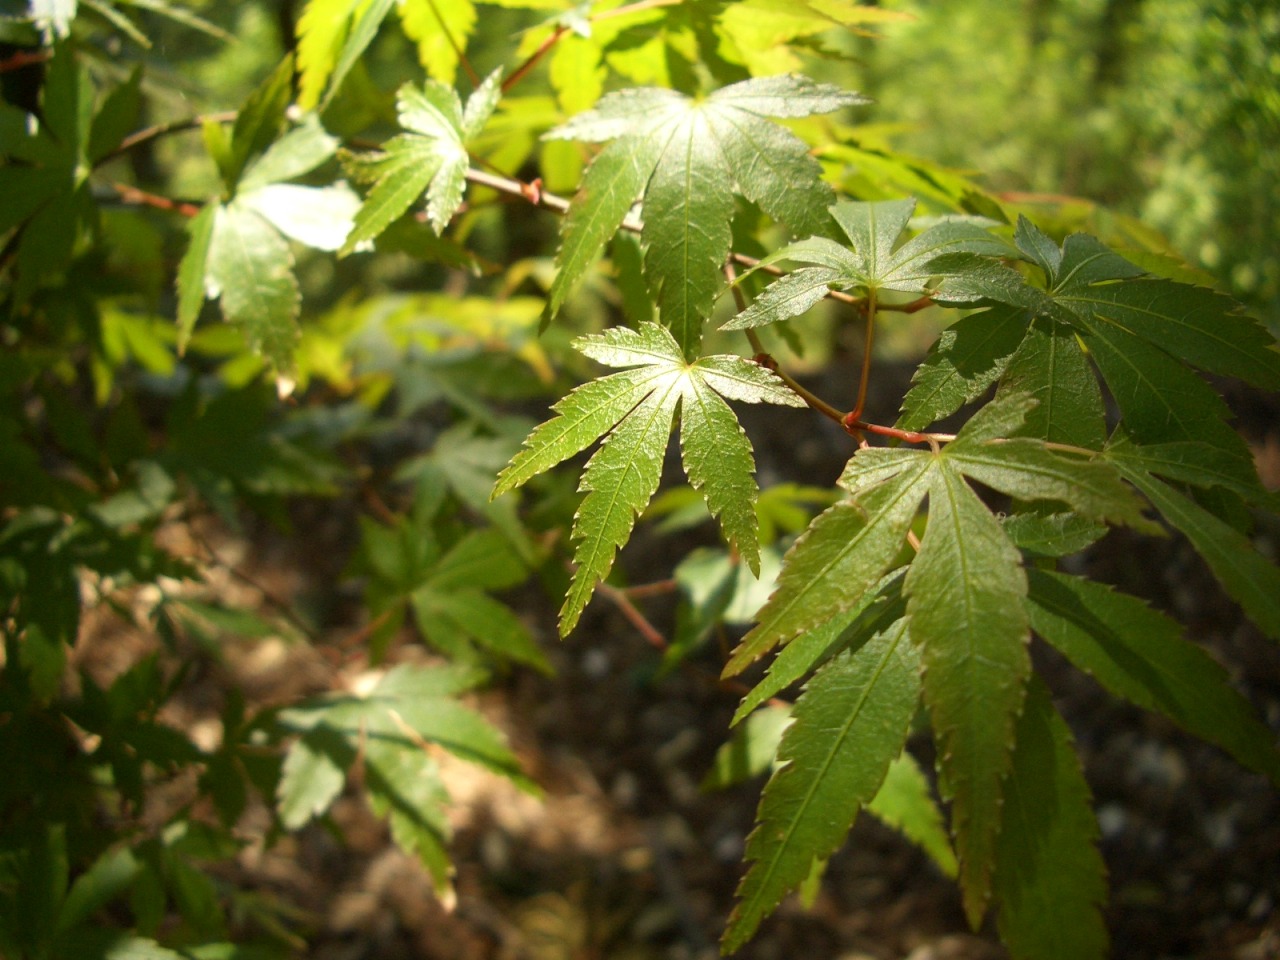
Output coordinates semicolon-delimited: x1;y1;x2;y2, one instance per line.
723;619;919;954
341;69;502;250
324;0;396;111
241;182;362;252
723;459;931;677
907;461;1030;927
723;199;1014;331
399;0;476;85
546;76;865;355
276;726;351;830
175;204;216;353
238;114;340;192
495;324;803;635
993;678;1108;960
276;664;532;893
295;0;360;110
701;704;793;791
1027;570;1280;783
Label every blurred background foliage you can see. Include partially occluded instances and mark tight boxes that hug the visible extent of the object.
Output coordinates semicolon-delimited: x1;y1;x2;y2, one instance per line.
855;0;1280;323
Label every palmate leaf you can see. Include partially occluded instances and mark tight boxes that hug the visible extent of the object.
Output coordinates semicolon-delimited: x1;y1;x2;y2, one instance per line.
340;69;501;251
276;664;533;894
727;394;1154;932
399;0;477;85
926;218;1277;475
1027;569;1280;783
494;323;803;636
907;458;1030;928
722;198;1014;331
721;462;930;676
722;619;920;954
545;76;866;356
725;393;1149;679
295;0;396;110
993;678;1108;960
897;304;1028;432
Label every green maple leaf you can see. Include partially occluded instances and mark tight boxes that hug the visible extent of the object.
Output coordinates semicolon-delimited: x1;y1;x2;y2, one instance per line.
722;198;1013;331
340;68;502;251
913;221;1280;637
723;619;920;953
0;47;144;300
924;217;1280;461
724;394;1152;929
993;678;1108;960
176;58;364;369
1027;569;1280;783
544;75;866;356
493;323;805;636
276;663;535;894
295;0;396;110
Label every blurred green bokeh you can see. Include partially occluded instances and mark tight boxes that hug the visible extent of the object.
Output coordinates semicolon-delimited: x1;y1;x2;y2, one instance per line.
856;0;1280;324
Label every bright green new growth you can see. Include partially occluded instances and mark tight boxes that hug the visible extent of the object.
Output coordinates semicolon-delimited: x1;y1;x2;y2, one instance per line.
494;323;804;636
340;69;502;251
544;76;867;356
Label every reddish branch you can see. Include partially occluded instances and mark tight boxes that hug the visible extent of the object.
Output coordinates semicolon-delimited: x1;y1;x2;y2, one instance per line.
0;49;50;73
106;181;202;217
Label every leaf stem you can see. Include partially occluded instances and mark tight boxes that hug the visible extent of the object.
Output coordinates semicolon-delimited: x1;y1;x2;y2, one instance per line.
423;0;480;86
102;180;202;217
724;261;847;425
597;581;667;650
106;111;238;164
502;25;568;94
849;289;877;422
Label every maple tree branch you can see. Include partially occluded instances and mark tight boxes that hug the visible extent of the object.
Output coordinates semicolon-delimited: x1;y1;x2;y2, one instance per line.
0;48;50;73
623;578;678;599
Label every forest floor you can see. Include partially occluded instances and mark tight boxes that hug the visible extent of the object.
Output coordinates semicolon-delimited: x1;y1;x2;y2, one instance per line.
76;369;1280;960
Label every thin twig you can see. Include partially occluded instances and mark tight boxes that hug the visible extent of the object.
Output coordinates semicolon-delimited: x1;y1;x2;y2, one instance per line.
0;48;51;73
501;0;683;94
190;527;320;643
724;261;850;425
423;0;480;86
623;578;678;599
502;24;568;94
597;581;667;650
103;180;202;217
108;111;238;162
